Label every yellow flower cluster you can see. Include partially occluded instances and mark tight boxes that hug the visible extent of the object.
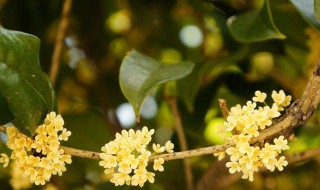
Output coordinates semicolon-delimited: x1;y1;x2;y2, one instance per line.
5;112;72;185
99;126;174;187
214;90;291;181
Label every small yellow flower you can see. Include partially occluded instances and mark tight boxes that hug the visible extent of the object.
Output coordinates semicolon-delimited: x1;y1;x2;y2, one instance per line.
243;101;256;113
266;104;281;118
274;135;289;151
213;152;225;161
111;172;131;186
0;153;10;167
252;91;267;102
165;141;174;153
58;128;71;141
276;156;288;171
226;161;240;173
229;105;242;117
226;147;240;162
145;172;155;183
118;161;132;173
153;158;164;171
272;90;292;111
243;125;259;137
239;155;253;170
152;143;165;153
225;116;237;131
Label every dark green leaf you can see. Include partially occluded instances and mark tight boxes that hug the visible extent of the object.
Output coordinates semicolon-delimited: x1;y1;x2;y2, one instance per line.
0;27;55;135
228;0;286;42
0;93;14;124
289;0;320;30
177;47;248;112
119;50;194;119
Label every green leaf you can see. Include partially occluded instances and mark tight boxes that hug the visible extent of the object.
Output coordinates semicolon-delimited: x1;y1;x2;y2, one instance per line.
0;27;55;136
227;0;286;42
119;50;194;119
0;93;14;124
177;47;248;112
316;0;320;22
289;0;320;30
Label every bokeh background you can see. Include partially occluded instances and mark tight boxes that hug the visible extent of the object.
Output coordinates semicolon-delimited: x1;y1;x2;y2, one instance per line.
0;0;320;189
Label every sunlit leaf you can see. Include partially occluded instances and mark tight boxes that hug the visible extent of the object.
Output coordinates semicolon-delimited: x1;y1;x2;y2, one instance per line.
0;27;55;135
289;0;320;30
119;50;194;119
227;0;286;42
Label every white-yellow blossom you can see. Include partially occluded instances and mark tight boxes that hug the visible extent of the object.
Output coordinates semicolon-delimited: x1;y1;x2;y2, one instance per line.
4;112;72;186
213;152;225;161
0;153;10;167
252;91;267;102
153;158;164;171
214;90;291;181
99;126;174;187
165;141;174;153
152;143;165;153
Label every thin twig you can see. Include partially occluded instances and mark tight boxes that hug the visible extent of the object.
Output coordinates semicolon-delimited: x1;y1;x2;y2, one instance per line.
49;0;73;85
167;97;194;190
218;99;229;120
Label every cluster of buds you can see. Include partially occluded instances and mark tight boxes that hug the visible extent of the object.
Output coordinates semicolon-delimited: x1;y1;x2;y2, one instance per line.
2;112;72;185
99;127;174;187
214;90;292;181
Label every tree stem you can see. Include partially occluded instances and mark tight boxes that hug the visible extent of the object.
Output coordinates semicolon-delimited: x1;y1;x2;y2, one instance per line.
49;0;73;85
167;97;194;190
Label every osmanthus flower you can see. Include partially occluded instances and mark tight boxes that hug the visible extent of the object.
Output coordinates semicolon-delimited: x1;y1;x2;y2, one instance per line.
3;112;72;186
214;90;292;181
99;126;174;187
252;91;267;103
0;153;9;167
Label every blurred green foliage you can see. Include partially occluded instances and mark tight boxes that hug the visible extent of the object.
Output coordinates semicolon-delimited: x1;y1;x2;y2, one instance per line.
0;0;320;189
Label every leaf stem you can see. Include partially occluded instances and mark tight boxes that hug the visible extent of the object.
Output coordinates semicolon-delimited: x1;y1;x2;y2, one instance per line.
49;0;73;85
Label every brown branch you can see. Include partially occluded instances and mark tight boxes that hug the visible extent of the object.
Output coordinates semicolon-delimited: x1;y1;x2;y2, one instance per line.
60;146;100;160
149;144;232;162
167;97;194;190
49;0;73;85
